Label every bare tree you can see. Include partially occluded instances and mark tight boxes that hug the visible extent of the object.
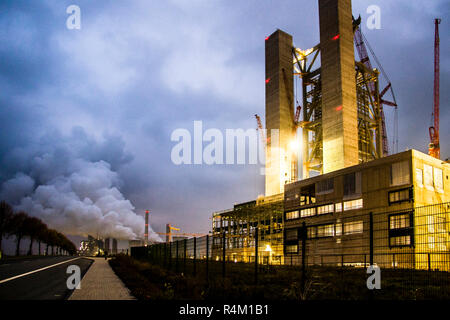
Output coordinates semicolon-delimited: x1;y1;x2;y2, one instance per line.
9;211;29;256
0;201;14;253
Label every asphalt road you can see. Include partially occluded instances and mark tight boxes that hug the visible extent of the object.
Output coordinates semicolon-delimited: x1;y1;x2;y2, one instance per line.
0;256;93;300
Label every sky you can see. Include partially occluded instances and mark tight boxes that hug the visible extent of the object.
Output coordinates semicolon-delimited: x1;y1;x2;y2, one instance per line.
0;0;449;243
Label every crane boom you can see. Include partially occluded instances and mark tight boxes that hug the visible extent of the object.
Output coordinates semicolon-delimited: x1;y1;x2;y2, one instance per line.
429;18;441;159
353;17;397;157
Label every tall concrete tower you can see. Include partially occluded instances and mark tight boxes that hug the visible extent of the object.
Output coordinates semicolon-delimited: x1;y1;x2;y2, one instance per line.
144;210;149;246
319;0;359;173
265;29;297;196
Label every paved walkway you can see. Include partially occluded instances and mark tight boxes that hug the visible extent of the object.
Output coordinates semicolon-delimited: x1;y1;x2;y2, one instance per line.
69;258;135;300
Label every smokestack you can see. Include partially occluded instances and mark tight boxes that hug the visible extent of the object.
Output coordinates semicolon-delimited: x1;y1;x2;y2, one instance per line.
144;210;149;246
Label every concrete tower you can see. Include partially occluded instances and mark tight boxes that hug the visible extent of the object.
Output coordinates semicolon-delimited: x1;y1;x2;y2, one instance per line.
265;29;297;196
319;0;359;173
144;210;149;246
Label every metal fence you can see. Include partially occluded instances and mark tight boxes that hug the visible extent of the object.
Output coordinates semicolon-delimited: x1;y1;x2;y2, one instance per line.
131;202;450;298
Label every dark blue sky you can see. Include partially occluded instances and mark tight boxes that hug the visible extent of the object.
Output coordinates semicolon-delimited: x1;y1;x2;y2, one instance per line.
0;0;448;237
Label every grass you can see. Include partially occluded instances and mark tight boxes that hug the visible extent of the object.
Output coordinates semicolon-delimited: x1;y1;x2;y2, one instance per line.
109;254;450;301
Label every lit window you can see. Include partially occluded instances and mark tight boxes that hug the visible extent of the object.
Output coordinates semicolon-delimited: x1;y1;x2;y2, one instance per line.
344;221;363;235
317;204;334;215
424;164;433;189
285;244;298;254
390;214;410;229
388;188;411;204
390;235;411;247
335;202;342;212
434;167;443;191
415;168;423;187
317;224;335;237
286;211;299;220
391;161;410;186
300;207;316;217
343;199;363;211
307;226;316;239
335;223;342;236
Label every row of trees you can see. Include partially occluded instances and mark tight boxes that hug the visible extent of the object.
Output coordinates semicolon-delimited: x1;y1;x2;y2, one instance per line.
0;201;77;256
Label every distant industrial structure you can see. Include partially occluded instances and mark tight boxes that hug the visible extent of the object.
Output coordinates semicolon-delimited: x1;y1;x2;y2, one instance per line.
212;0;449;270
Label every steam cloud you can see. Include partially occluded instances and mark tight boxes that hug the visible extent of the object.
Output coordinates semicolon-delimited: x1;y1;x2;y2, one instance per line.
0;127;160;241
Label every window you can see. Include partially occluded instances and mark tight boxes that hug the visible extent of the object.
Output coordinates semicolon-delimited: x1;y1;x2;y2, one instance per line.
317;204;334;215
344;221;363;235
416;168;423;187
424;164;433;189
335;223;342;236
390;235;411;247
335;202;342;212
285;229;298;241
300;207;316;217
388;212;413;248
316;178;334;195
307;226;316;239
286;210;299;220
390;214;411;230
344;172;361;196
388;188;412;204
343;199;363;211
434;167;443;191
391;161;410;186
317;224;335;238
285;244;298;254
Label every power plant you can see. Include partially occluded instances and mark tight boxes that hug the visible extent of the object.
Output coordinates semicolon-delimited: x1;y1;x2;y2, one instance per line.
210;0;449;269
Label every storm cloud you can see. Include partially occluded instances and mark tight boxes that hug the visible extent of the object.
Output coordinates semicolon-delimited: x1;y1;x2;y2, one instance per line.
0;0;448;237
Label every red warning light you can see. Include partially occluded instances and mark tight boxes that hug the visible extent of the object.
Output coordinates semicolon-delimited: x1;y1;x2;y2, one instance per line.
332;34;340;41
265;36;270;41
335;105;343;111
265;78;271;84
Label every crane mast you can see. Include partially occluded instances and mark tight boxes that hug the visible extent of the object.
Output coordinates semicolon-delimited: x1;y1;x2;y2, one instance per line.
429;18;441;159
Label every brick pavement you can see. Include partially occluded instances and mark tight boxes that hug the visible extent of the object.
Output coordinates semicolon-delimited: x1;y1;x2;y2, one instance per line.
69;257;135;300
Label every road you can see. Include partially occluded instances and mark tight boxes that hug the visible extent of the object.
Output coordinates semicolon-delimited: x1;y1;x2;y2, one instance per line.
0;256;92;300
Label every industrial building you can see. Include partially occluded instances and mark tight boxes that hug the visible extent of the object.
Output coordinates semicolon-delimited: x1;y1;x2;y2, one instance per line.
211;0;449;270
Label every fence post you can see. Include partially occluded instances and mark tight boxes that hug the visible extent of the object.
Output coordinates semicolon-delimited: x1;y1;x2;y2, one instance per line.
369;212;373;267
176;241;179;273
169;242;172;270
206;235;209;283
193;237;197;277
301;221;307;292
164;243;167;267
184;239;187;274
255;226;258;285
222;232;226;279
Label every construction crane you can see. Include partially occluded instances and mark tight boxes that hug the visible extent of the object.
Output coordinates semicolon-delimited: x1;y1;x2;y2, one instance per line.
156;224;206;242
429;18;441;159
353;16;398;156
255;114;266;148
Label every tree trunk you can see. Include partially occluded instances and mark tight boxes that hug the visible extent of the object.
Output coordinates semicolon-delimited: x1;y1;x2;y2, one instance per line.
28;237;34;256
46;244;49;256
51;246;54;255
38;241;41;255
0;232;3;253
16;235;22;256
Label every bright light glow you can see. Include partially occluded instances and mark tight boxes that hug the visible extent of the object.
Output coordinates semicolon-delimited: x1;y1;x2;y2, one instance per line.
289;139;299;153
265;244;272;252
